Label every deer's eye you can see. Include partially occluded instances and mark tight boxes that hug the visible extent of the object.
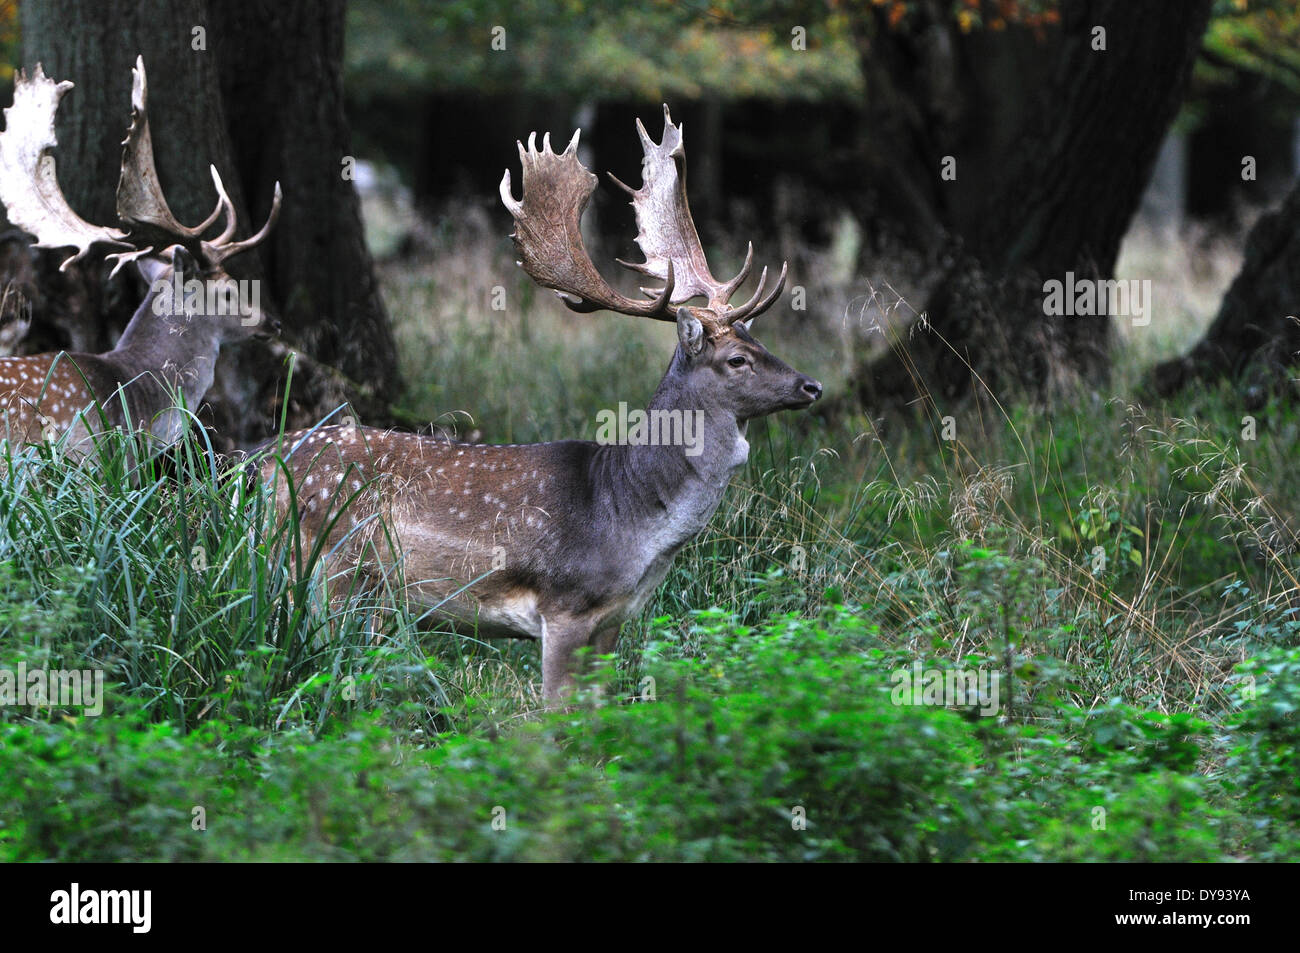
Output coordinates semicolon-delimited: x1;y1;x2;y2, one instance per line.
727;356;747;368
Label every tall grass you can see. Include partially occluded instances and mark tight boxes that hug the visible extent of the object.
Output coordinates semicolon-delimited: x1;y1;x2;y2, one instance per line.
0;418;480;735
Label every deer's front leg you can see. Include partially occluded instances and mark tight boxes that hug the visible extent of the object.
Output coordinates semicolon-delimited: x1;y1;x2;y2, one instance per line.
539;615;599;703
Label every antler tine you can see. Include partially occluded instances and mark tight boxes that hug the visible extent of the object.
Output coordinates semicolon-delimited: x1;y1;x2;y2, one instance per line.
617;239;750;310
564;260;675;314
0;63;131;270
208;180;282;264
726;260;788;325
104;246;156;279
500;126;676;321
206;165;239;246
714;241;754;306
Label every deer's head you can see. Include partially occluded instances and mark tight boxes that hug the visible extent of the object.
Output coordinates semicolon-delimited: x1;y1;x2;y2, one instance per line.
500;105;820;425
672;308;821;421
134;241;279;348
0;57;282;343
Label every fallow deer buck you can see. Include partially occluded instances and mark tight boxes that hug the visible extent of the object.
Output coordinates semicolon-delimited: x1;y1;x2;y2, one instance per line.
0;57;280;453
264;106;821;700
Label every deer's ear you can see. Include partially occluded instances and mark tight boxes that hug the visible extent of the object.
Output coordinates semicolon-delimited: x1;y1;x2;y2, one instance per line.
676;306;705;356
168;244;199;280
136;244;198;286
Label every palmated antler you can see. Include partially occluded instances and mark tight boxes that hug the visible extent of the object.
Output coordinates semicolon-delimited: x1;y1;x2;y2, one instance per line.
611;105;786;328
0;64;131;270
500;130;675;319
115;57;281;272
500;105;785;335
0;56;281;275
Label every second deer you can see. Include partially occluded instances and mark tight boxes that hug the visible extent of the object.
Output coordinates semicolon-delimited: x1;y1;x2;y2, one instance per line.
0;58;280;453
264;106;821;701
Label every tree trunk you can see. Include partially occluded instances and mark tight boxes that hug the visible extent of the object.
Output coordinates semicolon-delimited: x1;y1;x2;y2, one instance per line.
12;0;398;450
208;0;398;429
847;0;965;252
847;0;1212;412
1149;177;1300;404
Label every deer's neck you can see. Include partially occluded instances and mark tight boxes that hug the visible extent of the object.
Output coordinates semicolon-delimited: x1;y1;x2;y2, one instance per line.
591;354;748;546
111;292;222;411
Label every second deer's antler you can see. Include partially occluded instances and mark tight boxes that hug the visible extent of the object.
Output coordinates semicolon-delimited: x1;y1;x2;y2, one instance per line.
0;56;281;274
0;64;131;269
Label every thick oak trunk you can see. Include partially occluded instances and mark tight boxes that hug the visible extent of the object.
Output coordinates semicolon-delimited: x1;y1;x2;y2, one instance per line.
848;0;1212;411
208;0;397;426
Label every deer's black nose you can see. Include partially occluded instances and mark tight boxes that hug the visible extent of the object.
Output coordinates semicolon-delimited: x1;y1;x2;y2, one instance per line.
800;378;823;401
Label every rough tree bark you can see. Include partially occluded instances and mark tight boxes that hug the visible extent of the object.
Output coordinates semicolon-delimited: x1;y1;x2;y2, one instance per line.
848;0;966;251
9;0;398;450
208;0;398;434
847;0;1212;412
1150;177;1300;404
